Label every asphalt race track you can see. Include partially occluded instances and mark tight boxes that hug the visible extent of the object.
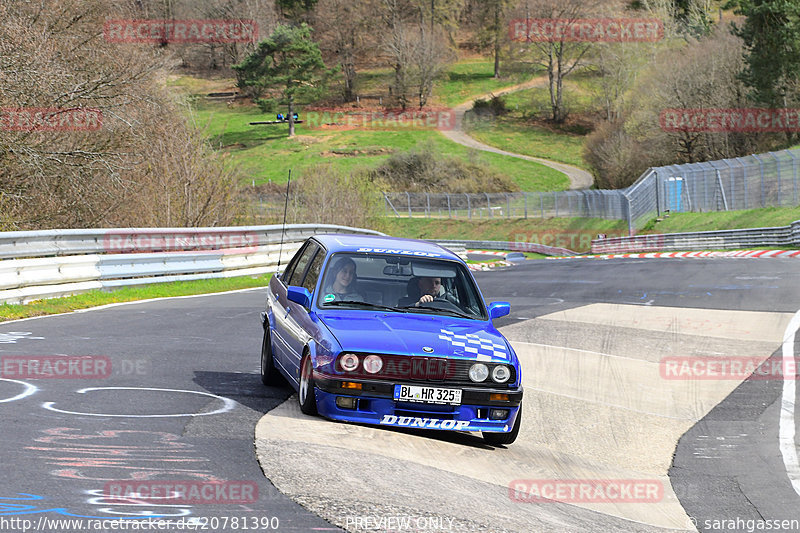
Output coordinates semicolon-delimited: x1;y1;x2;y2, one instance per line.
1;257;799;533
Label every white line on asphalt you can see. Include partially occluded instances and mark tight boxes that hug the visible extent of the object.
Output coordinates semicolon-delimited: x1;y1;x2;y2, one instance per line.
41;386;238;417
0;378;38;403
780;309;800;497
0;286;268;326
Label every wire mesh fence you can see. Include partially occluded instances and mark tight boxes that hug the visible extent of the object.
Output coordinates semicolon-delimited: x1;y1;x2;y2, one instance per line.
382;148;800;235
248;148;800;235
381;190;628;220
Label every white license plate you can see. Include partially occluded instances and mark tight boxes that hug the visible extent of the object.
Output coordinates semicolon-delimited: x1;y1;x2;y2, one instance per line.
393;384;462;405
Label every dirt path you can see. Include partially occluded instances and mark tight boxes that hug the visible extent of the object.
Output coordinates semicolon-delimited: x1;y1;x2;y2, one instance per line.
441;77;595;190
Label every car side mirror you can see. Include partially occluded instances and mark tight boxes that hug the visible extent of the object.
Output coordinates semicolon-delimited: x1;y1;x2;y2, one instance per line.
487;302;510;320
287;286;312;309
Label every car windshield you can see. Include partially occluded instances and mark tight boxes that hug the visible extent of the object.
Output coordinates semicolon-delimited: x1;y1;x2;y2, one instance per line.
317;252;487;320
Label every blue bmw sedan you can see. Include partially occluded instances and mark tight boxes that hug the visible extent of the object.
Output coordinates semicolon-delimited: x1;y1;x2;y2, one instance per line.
260;234;523;445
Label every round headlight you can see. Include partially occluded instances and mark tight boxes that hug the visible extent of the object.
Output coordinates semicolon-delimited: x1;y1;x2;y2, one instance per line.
363;355;383;374
340;353;359;372
492;365;511;383
469;363;489;382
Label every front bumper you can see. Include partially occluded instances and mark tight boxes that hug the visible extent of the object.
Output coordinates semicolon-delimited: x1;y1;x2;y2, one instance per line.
314;373;523;433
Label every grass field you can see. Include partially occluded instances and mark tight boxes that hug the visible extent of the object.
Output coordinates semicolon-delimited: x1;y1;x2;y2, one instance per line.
0;275;271;322
641;206;800;234
464;72;598;170
173;60;573;191
190;97;568;190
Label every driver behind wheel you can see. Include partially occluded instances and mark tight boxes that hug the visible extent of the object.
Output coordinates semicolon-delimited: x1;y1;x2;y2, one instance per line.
398;276;457;307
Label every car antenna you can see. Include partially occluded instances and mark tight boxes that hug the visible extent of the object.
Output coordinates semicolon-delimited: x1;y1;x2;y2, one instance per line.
276;169;291;276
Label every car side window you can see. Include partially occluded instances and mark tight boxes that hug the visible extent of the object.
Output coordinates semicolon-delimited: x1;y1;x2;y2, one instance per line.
281;243;307;286
301;248;326;294
287;243;318;287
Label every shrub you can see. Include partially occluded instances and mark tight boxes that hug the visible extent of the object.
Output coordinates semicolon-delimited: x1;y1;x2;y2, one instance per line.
369;147;518;193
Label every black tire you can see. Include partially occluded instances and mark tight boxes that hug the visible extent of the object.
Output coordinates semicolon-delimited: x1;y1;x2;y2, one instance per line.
260;327;284;386
298;353;318;415
483;404;522;446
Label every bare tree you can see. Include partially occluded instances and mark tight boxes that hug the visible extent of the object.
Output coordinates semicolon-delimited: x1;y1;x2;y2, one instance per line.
312;0;379;101
523;0;602;123
0;0;242;229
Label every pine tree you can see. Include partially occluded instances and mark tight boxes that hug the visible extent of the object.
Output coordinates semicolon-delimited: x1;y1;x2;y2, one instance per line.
730;0;800;108
233;24;332;137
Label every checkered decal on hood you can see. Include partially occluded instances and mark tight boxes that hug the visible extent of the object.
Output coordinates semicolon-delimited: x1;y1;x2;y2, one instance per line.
438;329;508;361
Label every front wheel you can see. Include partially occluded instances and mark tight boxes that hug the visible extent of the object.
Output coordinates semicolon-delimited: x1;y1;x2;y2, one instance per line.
483;404;522;446
260;327;284;386
298;353;318;415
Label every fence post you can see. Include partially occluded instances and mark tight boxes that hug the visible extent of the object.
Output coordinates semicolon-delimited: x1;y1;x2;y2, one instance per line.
524;192;528;219
771;152;782;206
466;194;471;220
485;193;492;218
506;194;510;218
554;191;559;217
789;151;798;206
426;193;431;218
406;192;412;217
540;193;544;218
752;154;765;207
446;193;452;218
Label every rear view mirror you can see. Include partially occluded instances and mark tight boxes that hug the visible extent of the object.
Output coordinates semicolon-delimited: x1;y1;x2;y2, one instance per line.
383;264;412;276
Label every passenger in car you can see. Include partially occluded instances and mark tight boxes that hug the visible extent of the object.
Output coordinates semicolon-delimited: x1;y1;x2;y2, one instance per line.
323;257;364;302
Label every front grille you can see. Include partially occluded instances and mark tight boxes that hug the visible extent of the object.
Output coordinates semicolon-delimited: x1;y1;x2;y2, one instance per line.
336;353;517;387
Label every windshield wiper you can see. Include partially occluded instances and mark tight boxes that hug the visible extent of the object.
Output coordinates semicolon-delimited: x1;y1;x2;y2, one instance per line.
325;301;405;313
400;304;476;320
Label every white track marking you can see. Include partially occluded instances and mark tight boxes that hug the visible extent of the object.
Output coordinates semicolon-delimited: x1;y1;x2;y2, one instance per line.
42;387;237;418
0;287;267;326
780;309;800;497
0;378;38;403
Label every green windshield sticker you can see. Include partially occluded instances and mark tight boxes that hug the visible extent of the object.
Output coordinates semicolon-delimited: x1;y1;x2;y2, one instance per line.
324;294;336;302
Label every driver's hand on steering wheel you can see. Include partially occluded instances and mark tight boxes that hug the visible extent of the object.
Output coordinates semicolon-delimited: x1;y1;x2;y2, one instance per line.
416;294;435;305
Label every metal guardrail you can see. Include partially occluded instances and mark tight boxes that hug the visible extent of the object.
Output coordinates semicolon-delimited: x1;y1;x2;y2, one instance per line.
591;220;800;254
0;225;384;305
436;239;577;257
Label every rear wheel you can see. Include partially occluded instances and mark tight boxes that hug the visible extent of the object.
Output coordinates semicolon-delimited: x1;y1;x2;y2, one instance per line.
483;404;522;446
298;353;318;415
260;328;283;386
